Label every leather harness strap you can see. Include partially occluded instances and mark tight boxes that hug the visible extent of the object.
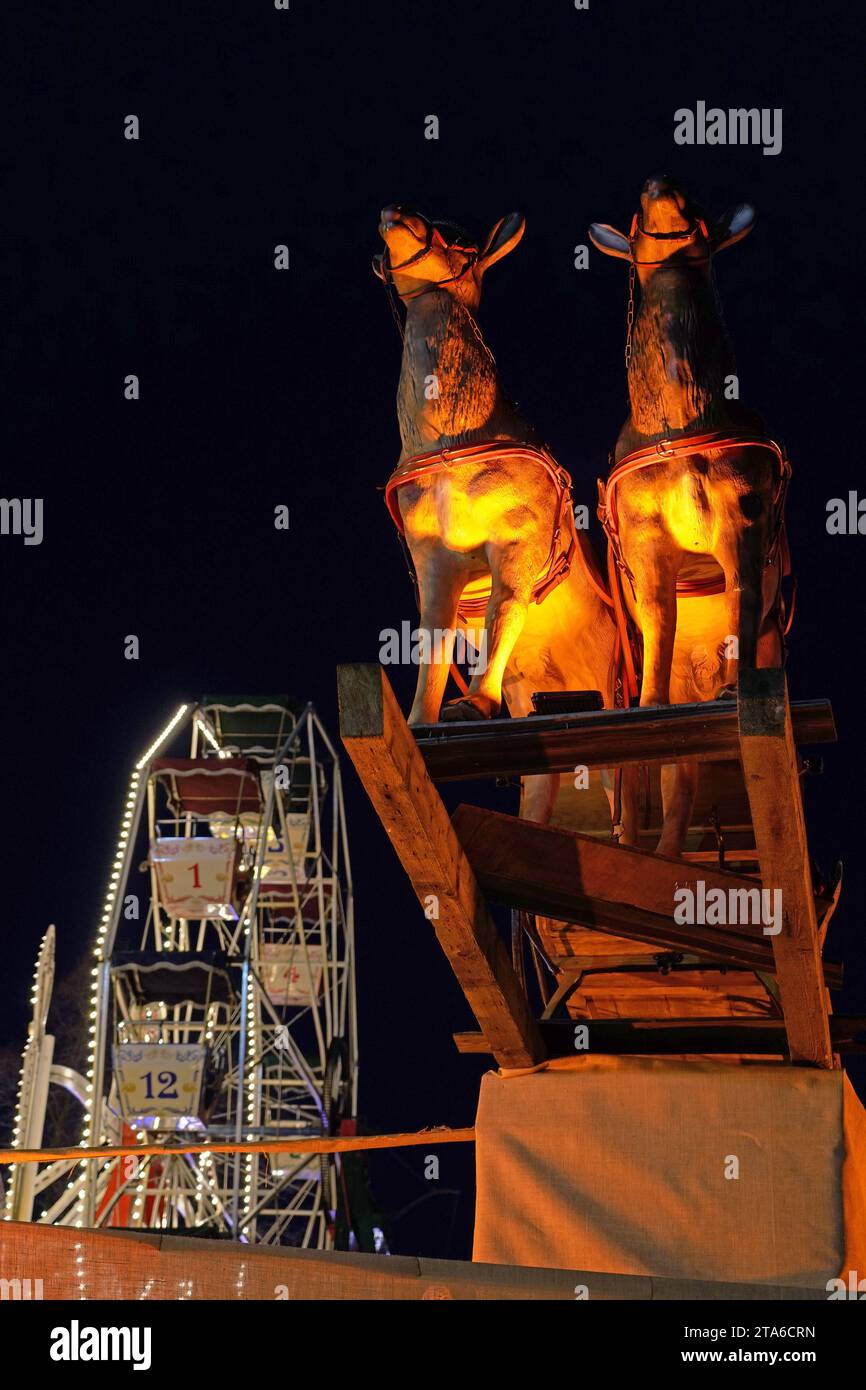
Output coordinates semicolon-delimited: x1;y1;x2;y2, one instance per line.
598;429;792;593
597;429;794;701
381;220;478;301
626;209;712;266
385;440;611;621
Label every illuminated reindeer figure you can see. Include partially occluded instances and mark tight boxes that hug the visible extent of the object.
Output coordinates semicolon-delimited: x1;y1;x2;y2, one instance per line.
590;175;791;855
375;205;635;832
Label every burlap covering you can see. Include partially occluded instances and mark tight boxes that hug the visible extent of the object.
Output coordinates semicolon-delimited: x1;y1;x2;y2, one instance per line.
0;1220;833;1300
473;1056;866;1288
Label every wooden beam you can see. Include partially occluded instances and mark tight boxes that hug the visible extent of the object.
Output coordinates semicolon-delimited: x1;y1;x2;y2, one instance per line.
452;804;842;986
454;1031;494;1054
1;1127;477;1166
455;1016;866;1058
738;669;834;1068
337;664;544;1068
414;696;835;782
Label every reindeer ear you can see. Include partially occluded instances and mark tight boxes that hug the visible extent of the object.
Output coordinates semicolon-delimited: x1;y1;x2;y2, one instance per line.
479;211;525;270
371;253;386;281
713;203;756;252
589;223;632;260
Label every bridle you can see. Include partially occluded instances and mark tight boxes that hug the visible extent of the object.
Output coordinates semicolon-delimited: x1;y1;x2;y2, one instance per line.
378;213;498;371
627;209;712;266
380;216;478;299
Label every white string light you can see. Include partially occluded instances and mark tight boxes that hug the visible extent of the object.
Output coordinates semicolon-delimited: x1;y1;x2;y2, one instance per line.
76;703;193;1227
195;716;220;754
4;928;54;1220
135;704;190;771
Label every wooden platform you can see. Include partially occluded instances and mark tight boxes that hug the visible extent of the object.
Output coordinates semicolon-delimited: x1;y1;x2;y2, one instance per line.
411;695;835;779
338;664;850;1070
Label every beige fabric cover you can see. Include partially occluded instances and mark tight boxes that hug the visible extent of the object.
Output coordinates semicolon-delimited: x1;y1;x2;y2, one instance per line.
473;1056;866;1288
0;1220;835;1300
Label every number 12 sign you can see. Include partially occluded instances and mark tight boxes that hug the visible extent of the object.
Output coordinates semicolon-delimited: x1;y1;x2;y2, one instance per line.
114;1043;207;1123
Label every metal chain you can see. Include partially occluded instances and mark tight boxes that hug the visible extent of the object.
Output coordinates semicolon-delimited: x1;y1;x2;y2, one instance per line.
383;256;517;425
710;259;729;335
384;281;405;345
458;298;497;371
624;260;636;374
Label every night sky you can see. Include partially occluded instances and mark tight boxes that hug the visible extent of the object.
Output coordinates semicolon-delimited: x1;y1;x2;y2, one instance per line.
3;0;864;1260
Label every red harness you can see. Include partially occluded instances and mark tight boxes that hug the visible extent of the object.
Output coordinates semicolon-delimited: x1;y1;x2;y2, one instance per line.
385;440;609;620
597;429;794;700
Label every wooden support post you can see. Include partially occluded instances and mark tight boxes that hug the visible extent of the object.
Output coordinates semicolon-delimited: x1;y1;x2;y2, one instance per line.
337;664;545;1068
738;669;834;1067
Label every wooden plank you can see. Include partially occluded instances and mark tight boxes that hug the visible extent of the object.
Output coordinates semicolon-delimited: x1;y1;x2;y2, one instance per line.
414;697;835;782
452;804;842;986
455;1015;866;1058
817;864;843;950
738;669;834;1067
337;664;544;1068
454;1031;494;1054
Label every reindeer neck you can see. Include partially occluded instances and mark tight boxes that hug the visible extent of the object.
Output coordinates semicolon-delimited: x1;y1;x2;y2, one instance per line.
396;290;532;461
625;267;737;442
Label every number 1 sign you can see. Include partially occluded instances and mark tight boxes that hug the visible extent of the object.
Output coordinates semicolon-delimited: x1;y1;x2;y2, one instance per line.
151;837;239;919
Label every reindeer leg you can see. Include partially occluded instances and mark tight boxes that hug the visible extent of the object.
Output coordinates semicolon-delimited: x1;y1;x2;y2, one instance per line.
657;665;702;859
658;762;699;858
627;533;680;707
625;533;689;853
715;513;772;692
520;773;559;824
407;558;466;726
443;540;538;721
601;764;641;847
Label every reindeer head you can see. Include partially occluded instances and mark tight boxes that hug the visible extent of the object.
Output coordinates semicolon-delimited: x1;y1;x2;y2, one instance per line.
589;175;756;278
372;206;525;309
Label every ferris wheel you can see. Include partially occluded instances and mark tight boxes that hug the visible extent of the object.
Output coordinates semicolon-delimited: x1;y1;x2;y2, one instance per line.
5;696;360;1249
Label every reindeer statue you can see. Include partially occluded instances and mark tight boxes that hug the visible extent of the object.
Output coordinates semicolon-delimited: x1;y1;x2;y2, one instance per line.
590;175;791;855
375;204;636;833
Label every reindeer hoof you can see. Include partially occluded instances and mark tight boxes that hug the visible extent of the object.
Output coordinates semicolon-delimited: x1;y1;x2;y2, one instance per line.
441;695;498;722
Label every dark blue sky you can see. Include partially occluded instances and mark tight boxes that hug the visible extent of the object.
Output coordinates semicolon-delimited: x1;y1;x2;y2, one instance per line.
2;0;863;1258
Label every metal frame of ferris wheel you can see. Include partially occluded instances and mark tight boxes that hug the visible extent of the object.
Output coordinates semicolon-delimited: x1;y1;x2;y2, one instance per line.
4;698;358;1249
